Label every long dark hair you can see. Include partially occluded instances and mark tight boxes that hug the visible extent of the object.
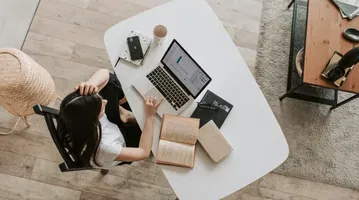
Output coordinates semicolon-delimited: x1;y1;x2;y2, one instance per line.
57;91;103;167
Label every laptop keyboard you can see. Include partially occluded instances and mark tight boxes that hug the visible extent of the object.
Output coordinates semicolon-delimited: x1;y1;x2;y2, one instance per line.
146;67;190;110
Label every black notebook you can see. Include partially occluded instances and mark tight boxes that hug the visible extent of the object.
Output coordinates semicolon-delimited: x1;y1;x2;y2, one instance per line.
191;90;233;128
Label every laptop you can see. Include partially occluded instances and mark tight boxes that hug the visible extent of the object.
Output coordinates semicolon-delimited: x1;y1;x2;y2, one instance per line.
133;39;212;117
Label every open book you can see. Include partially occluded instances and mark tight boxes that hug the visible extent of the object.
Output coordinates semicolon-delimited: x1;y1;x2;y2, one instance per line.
156;115;200;168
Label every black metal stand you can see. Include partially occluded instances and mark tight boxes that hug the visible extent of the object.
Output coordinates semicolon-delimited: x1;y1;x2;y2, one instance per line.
288;0;295;9
281;0;359;110
330;94;359;110
281;0;337;106
279;83;302;101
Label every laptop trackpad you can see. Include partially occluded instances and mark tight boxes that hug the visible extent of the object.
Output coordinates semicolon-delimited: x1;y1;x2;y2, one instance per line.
144;88;164;104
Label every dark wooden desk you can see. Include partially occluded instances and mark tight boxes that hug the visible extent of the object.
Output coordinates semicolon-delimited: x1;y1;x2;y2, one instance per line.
304;0;359;93
280;0;359;110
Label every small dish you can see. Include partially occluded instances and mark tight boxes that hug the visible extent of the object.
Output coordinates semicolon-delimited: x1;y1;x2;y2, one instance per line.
343;27;359;42
295;48;304;77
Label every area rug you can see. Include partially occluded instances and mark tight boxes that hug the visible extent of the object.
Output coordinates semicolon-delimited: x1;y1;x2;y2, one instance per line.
0;0;39;48
255;0;359;190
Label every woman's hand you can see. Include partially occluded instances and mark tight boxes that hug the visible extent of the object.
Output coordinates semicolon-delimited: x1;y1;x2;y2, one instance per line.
144;95;162;118
74;82;99;95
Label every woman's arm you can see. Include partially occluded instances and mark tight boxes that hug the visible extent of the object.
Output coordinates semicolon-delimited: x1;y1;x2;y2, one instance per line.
115;116;154;161
75;69;110;95
115;96;162;161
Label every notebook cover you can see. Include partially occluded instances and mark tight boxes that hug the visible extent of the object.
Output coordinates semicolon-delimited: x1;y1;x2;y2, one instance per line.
119;30;152;66
190;90;233;128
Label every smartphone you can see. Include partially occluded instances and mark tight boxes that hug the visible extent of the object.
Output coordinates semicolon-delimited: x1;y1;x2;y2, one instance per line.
127;36;144;61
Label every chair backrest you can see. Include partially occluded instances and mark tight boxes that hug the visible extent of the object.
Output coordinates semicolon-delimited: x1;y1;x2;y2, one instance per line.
33;104;132;172
33;104;90;172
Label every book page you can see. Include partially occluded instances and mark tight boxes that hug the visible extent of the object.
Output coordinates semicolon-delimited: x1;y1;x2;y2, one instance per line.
160;115;199;145
156;140;195;168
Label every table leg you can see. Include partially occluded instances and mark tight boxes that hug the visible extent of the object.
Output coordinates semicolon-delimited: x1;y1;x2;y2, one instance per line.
279;84;302;101
288;0;295;9
330;94;359;110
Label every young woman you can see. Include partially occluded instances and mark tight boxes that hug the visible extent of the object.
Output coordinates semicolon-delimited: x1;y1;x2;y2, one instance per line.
57;69;161;168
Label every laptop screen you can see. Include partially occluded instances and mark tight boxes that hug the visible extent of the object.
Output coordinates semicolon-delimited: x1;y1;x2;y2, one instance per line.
161;40;211;98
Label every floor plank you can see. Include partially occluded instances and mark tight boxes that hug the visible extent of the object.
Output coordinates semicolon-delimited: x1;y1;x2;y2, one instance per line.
153;166;172;189
31;158;176;200
207;0;262;19
87;0;149;19
37;0;121;31
30;16;105;49
237;193;272;200
123;0;169;8
237;46;257;73
224;25;236;40
127;160;158;184
234;29;259;50
212;6;261;34
23;32;75;60
105;160;157;184
0;105;49;138
0;150;36;179
71;44;112;69
47;0;90;9
26;53;102;82
222;181;260;200
53;76;81;99
259;187;317;200
0;173;81;200
260;173;359;200
80;192;117;200
0;129;62;163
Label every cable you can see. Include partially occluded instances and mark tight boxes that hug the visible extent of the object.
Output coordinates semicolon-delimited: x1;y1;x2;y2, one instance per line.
0;117;22;135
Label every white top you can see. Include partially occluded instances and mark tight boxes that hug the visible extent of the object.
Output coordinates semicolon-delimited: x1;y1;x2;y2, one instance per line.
104;0;289;199
93;114;125;168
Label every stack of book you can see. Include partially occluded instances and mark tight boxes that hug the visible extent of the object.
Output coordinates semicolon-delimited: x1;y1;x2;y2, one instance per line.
156;115;233;168
119;30;152;66
332;0;359;19
156;91;234;168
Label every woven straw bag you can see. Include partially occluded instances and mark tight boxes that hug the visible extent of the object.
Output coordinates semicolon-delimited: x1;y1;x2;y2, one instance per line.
0;48;59;134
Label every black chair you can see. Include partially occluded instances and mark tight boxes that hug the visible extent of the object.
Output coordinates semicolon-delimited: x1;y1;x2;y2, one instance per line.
33;104;131;174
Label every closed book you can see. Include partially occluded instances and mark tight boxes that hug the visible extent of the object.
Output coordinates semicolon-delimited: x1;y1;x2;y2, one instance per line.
191;90;233;128
198;120;232;163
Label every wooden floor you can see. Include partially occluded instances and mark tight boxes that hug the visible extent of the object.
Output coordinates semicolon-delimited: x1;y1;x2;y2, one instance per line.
1;0;359;199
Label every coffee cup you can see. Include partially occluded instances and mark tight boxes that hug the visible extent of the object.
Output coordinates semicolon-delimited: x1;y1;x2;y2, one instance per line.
153;25;168;46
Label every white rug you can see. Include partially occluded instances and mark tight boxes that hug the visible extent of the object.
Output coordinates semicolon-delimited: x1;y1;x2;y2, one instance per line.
255;0;359;190
0;0;39;48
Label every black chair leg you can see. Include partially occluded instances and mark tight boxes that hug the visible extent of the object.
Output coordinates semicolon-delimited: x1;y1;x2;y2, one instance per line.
287;0;295;9
100;169;109;175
